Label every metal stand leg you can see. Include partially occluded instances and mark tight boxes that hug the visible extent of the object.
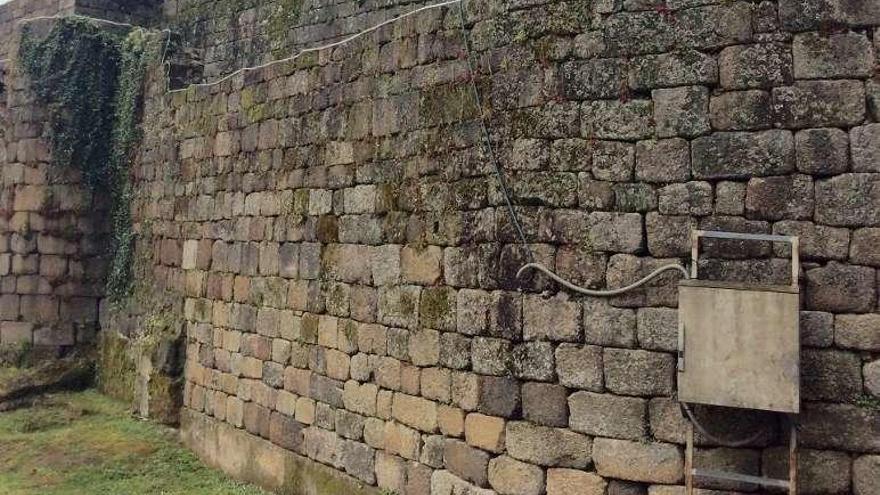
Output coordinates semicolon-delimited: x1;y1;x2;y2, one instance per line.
789;418;798;495
683;410;798;493
685;421;694;495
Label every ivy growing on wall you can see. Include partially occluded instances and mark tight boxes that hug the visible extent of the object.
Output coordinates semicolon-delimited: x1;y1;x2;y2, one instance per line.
20;18;162;302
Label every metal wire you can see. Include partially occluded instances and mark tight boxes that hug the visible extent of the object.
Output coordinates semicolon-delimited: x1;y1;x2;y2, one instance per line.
169;0;466;93
454;1;534;263
681;402;769;448
517;262;689;297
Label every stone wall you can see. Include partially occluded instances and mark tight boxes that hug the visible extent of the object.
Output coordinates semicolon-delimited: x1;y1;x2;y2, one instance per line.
0;19;109;352
0;0;162;59
94;0;880;493
0;0;876;493
0;0;75;58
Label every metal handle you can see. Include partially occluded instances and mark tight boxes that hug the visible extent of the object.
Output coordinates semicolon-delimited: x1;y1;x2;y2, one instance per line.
690;230;800;289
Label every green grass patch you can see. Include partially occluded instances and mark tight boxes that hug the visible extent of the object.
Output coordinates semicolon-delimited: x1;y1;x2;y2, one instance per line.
0;390;266;495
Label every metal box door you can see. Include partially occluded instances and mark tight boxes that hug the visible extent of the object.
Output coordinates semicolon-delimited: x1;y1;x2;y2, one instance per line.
677;280;800;413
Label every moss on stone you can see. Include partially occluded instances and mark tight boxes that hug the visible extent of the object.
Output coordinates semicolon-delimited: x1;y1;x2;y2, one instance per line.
97;331;136;403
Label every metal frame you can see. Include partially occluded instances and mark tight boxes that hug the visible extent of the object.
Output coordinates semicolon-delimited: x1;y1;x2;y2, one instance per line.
690;230;800;289
685;418;797;495
683;230;800;495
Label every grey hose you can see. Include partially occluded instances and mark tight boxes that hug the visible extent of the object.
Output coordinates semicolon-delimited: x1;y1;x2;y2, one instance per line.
517;262;689;297
681;402;768;448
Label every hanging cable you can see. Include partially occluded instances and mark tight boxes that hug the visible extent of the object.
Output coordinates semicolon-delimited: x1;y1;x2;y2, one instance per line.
168;0;466;93
517;262;689;296
454;1;533;263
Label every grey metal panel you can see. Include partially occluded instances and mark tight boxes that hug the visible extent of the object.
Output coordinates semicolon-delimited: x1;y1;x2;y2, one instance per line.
677;283;800;413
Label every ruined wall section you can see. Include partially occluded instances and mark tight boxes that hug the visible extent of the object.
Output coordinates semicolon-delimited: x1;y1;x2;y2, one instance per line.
0;0;75;58
163;0;466;81
0;21;109;352
0;0;163;59
118;0;880;493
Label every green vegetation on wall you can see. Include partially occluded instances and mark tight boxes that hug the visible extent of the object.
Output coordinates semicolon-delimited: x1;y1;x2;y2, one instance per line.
20;18;163;302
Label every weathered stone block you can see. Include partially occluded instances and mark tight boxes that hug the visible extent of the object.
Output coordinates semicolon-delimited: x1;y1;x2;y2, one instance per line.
658;182;713;216
692;130;795;179
635;139;690;183
637;307;678;352
772;221;850;261
854;455;880;495
805;262;875;313
511;342;555;382
506;421;592;468
800;311;834;348
383;422;420;460
745;174;814;220
477;376;521;418
431;470;495;495
816;174;880;227
851;124;880;173
802;349;863;402
401;246;442;285
795;128;849;176
471;337;511;377
583;298;637;348
569;391;647;440
593;438;682;483
714;181;745;215
798;402;880;452
592;141;635;182
561;59;626;100
392;393;437;433
709;90;772;131
719;42;792;89
604;348;675;397
613;183;656;213
522;382;568;427
836;314;880;351
523;293;580;342
589;212;644;253
422;367;451;403
793;32;874;79
764;448;852;495
444;439;490;488
629;50;717;90
773;80;865;129
851;228;880;266
465;413;506;453
582;100;654;140
546;468;607;495
779;0;880;30
488;456;545;495
556;344;604;391
653;86;710;138
375;452;406;493
579;177;615;210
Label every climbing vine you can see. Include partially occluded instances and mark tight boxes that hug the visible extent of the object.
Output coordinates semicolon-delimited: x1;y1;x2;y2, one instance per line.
20;18;163;302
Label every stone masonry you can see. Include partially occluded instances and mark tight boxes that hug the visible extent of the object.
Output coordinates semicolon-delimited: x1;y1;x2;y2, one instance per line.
4;0;880;493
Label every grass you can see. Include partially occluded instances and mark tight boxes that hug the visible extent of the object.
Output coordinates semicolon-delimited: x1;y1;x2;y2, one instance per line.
0;390;267;495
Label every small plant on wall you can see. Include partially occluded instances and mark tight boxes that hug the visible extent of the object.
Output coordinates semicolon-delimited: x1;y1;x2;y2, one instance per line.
19;18;164;303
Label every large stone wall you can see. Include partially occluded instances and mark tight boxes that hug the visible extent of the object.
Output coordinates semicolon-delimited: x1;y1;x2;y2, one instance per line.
0;19;109;353
0;0;75;58
94;0;880;493
0;0;877;493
